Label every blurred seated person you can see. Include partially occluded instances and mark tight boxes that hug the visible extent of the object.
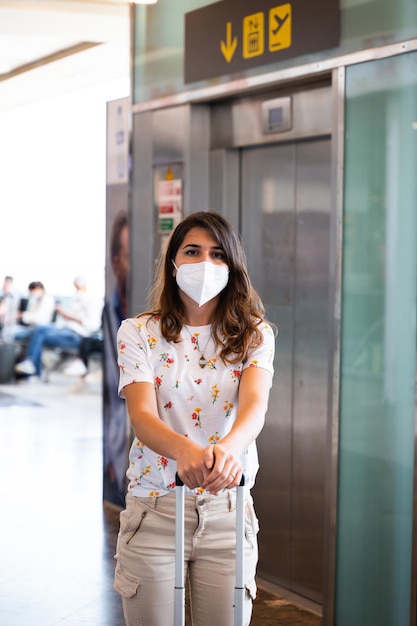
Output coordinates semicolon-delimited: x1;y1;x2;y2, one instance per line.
5;281;55;343
15;276;102;378
62;330;103;378
0;275;18;336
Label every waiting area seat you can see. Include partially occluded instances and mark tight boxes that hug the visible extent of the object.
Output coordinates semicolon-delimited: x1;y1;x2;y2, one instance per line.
0;329;103;384
40;330;103;382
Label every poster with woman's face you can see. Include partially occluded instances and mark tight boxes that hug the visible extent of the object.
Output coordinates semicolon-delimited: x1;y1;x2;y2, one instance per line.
103;97;130;507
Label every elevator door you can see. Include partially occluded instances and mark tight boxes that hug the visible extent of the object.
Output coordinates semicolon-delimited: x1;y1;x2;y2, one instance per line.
241;139;331;603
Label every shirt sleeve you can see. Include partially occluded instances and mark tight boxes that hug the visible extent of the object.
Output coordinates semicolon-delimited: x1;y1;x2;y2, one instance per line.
242;322;276;379
117;317;155;398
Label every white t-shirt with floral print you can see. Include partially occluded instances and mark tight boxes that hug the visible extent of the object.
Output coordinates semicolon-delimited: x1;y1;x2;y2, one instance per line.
117;314;275;497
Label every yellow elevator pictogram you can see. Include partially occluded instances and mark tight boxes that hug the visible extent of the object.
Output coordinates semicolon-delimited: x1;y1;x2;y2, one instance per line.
243;12;265;58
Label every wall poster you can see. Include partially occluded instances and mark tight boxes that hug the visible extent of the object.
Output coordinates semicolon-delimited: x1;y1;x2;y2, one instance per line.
103;96;130;507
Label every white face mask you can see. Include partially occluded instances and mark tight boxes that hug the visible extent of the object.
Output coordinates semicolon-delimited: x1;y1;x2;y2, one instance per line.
173;260;229;307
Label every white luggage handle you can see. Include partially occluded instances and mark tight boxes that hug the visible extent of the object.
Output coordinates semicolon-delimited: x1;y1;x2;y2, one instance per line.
234;473;246;626
174;473;246;626
175;473;185;626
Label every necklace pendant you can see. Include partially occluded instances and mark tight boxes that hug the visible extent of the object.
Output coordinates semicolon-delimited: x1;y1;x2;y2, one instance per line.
199;356;207;368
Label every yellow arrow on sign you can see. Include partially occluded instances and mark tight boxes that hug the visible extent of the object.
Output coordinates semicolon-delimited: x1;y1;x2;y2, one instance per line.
220;22;237;63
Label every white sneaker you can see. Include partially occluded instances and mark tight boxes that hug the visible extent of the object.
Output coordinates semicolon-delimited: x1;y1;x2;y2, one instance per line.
62;358;88;377
15;359;36;375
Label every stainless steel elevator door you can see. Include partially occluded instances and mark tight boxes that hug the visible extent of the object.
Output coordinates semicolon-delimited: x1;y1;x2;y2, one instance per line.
241;138;331;604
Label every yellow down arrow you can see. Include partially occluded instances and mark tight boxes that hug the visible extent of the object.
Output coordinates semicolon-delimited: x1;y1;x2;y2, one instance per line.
220;22;237;62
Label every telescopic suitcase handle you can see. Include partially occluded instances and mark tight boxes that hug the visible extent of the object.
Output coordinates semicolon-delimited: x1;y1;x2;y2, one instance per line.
174;472;246;626
234;473;245;626
175;473;185;626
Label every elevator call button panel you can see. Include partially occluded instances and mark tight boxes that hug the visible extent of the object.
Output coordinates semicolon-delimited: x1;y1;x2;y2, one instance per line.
262;96;292;134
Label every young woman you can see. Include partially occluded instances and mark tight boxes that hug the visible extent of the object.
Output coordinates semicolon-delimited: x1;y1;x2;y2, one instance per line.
113;211;276;626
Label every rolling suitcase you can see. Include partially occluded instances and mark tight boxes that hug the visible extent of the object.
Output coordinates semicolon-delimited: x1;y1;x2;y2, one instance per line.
174;473;246;626
0;340;16;383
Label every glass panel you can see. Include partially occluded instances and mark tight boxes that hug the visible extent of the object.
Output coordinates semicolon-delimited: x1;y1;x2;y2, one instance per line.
133;1;417;104
336;52;417;625
133;0;217;103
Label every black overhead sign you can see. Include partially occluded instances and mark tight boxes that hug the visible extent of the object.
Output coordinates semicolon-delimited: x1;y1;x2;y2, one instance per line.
185;0;340;84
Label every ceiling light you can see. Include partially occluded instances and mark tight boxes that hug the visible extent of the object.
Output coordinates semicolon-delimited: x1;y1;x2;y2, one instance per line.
111;1;157;4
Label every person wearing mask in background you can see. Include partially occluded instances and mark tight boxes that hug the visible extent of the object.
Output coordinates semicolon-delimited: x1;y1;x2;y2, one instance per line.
62;211;128;389
8;281;55;344
113;211;276;626
14;276;101;379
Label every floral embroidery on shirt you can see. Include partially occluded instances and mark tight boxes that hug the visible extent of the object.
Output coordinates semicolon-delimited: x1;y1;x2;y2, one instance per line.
128;478;138;491
173;380;180;388
155;375;163;389
208;432;220;444
148;491;160;497
167;481;176;490
147;334;157;349
158;456;168;471
119;342;127;375
192;407;202;428
164;401;173;410
135;440;145;458
207;357;217;370
231;369;241;382
140;465;151;479
160;352;174;367
194;378;203;385
224;401;234;418
249;359;259;367
189;333;200;349
211;384;220;403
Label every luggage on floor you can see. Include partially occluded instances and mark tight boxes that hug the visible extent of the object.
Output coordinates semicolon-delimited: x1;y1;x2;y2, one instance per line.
0;341;16;383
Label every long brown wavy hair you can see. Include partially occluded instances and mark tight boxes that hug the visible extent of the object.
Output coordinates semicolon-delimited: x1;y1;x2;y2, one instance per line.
144;211;272;364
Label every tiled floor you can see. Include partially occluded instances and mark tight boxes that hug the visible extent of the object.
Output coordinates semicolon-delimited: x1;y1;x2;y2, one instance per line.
0;370;321;626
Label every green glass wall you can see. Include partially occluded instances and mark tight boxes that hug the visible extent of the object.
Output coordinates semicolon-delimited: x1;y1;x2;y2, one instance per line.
133;0;417;104
336;52;417;625
132;0;217;103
